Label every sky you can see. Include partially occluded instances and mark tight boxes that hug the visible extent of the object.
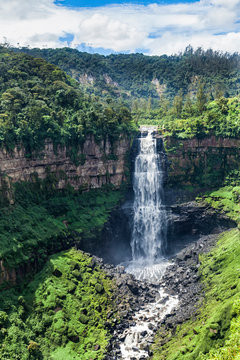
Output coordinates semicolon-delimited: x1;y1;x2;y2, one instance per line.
0;0;240;55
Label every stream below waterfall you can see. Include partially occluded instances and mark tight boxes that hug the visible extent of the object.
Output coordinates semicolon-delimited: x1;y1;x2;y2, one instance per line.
118;266;178;359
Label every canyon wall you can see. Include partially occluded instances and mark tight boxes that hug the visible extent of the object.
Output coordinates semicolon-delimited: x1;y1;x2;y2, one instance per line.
164;136;240;188
0;135;131;191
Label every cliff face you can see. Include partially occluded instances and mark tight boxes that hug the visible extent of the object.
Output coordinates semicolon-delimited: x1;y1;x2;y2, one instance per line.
0;135;131;190
164;136;240;187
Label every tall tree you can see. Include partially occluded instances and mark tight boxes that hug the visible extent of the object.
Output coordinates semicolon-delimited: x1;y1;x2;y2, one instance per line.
172;90;183;117
196;82;207;114
182;93;194;118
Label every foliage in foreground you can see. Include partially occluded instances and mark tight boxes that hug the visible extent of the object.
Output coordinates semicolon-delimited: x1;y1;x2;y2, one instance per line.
201;186;240;224
0;248;119;360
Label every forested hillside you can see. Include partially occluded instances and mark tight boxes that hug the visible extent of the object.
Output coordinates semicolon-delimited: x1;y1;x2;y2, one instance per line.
13;46;240;105
0;46;135;155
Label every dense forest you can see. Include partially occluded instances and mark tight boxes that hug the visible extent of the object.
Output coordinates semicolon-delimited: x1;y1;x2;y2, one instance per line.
0;46;136;155
13;46;240;105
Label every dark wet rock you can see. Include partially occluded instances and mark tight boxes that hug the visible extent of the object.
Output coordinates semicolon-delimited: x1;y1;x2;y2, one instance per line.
132;346;140;352
168;201;236;238
157;233;221;335
127;279;139;295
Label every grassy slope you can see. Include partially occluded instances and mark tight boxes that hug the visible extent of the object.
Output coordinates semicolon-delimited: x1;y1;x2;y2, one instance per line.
0;248;120;360
152;186;240;360
201;186;240;223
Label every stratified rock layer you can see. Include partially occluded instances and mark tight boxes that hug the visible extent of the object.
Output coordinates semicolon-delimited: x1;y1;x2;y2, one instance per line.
0;135;130;189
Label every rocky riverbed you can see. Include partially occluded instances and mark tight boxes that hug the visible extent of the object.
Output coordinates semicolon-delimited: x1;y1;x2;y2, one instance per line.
98;230;227;359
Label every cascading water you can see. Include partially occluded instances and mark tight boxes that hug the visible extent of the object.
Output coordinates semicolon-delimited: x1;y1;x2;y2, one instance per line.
125;126;169;282
131;127;167;260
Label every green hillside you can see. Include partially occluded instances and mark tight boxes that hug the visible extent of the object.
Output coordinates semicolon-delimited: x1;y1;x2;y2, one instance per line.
13;46;240;105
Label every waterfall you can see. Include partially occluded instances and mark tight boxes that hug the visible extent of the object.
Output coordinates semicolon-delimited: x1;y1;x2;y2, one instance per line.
123;127;168;282
131;127;167;261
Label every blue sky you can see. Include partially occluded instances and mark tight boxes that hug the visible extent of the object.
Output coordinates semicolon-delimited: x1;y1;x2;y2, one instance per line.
1;0;240;55
55;0;199;7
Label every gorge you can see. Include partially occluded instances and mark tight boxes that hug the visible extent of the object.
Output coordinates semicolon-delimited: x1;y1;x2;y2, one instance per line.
0;46;240;360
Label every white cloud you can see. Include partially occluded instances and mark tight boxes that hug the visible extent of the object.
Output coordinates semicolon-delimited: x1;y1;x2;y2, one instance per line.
0;0;240;54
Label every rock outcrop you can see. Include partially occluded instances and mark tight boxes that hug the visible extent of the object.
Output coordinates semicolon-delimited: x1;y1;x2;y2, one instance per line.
0;135;131;190
165;136;240;187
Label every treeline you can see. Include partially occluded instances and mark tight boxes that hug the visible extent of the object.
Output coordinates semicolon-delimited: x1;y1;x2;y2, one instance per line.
134;87;240;139
0;46;135;155
13;46;240;103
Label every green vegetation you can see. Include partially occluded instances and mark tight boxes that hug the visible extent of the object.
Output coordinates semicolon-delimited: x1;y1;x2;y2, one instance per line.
0;46;136;154
195;170;240;223
152;228;240;360
0;178;123;273
160;97;240;139
201;187;240;223
134;95;240;140
0;46;136;358
0;248;120;359
14;46;240;104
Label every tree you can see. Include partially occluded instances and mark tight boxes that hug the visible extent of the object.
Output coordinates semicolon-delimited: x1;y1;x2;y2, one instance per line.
172;90;183;117
182;94;194;118
196;82;207;114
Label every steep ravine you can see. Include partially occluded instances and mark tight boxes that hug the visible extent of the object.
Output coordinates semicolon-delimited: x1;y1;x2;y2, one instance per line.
101;130;239;360
0;134;132;287
0;131;239;359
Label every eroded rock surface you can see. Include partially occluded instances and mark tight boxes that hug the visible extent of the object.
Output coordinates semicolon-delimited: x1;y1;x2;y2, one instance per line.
0;135;130;190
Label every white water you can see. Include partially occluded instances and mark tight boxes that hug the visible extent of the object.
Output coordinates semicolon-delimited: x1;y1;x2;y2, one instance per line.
120;290;178;359
125;126;168;283
131;127;167;261
119;127;178;359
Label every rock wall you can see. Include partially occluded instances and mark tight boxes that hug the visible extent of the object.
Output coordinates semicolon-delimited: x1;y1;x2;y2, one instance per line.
164;136;240;187
0;135;131;190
